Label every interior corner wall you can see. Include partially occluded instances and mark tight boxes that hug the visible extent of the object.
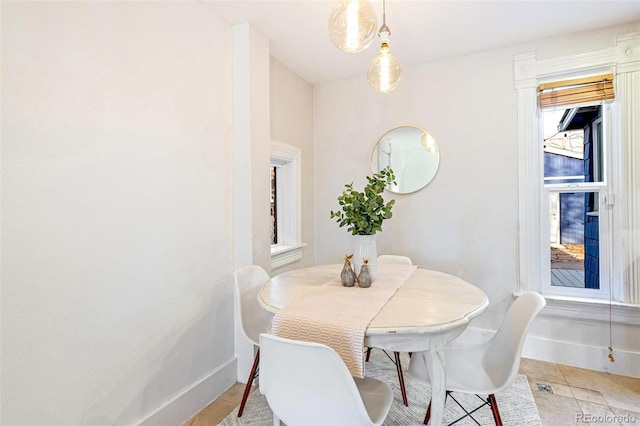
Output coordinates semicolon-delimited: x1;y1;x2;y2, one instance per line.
231;22;272;385
313;23;640;377
1;2;236;425
269;57;316;273
247;30;272;274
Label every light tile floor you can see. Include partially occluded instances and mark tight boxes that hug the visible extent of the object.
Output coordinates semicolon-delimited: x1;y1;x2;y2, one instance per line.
520;358;640;426
185;358;640;426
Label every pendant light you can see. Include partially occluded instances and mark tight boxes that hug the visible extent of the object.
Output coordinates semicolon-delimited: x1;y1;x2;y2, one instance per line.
366;0;402;93
328;0;377;53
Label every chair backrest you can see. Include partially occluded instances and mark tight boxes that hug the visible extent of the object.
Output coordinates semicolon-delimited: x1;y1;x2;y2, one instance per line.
377;254;413;265
259;333;380;426
233;265;273;346
483;291;546;392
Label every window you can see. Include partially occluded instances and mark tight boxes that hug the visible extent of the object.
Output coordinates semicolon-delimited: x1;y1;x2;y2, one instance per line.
270;141;305;269
541;105;610;299
513;32;640;324
270;166;278;245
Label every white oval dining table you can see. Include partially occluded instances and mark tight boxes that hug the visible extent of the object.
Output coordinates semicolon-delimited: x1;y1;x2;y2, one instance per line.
258;263;489;426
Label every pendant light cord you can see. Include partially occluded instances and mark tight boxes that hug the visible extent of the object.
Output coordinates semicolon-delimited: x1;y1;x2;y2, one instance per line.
379;0;390;35
382;0;386;26
608;188;615;363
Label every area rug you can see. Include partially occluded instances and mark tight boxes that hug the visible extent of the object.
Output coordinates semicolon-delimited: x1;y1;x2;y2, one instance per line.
218;350;541;426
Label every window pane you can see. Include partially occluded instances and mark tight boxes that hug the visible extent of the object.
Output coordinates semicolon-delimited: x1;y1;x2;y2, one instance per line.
270;166;277;245
549;191;600;289
542;105;603;184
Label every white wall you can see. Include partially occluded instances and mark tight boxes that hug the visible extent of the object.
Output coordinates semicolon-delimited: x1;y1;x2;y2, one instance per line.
1;2;237;424
314;24;640;377
270;57;315;273
314;47;519;305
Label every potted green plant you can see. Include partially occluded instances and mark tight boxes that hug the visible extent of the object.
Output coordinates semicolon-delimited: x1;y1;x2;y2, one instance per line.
330;167;396;279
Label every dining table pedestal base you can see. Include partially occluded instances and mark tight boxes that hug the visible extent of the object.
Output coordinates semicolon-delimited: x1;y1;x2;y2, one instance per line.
427;335;447;426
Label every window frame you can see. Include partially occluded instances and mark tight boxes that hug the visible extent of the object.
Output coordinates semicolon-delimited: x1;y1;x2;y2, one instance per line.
270;140;305;270
540;104;612;299
513;32;640;325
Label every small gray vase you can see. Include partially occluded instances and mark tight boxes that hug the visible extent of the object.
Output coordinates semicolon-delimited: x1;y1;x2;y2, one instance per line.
340;254;357;287
357;259;372;288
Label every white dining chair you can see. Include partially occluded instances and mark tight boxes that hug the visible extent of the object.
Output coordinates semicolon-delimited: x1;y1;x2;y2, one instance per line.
259;333;394;426
233;265;274;417
408;291;546;425
377;254;413;265
364;254;415;406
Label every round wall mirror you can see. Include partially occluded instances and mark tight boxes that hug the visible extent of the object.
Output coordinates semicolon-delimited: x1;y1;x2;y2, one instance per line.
371;126;440;194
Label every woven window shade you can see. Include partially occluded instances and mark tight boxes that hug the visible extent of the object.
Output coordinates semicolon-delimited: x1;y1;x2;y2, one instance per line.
538;74;614;109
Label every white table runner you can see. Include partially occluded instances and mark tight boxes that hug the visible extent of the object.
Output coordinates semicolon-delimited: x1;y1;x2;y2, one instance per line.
271;264;418;378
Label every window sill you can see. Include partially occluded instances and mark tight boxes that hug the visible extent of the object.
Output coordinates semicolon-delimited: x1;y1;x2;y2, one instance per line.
513;292;640;325
271;242;306;270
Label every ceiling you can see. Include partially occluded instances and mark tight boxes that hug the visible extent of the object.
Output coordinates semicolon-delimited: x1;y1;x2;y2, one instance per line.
205;1;640;86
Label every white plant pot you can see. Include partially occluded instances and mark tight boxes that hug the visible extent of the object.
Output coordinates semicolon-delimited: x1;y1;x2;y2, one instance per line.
353;234;378;281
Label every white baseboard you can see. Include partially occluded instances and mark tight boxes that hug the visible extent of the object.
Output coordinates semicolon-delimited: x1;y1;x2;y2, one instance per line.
138;357;238;426
461;327;640;379
522;334;640;379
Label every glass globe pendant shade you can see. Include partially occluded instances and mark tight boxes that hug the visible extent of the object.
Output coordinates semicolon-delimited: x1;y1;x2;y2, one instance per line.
328;0;377;53
367;41;402;93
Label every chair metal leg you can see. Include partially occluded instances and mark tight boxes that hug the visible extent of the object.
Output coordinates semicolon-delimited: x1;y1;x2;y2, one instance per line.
423;391;449;425
394;351;409;406
488;394;503;426
425;392;500;426
423;400;432;425
368;348;408;405
237;349;260;417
